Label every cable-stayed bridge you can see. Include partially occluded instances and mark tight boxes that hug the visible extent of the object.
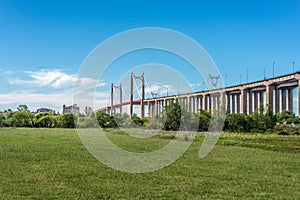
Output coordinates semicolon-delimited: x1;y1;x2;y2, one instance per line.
99;72;300;117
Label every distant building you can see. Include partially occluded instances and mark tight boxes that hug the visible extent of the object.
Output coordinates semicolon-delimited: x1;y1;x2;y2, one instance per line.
36;108;53;113
63;104;80;114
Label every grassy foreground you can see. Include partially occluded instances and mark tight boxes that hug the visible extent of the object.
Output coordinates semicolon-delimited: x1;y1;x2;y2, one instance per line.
0;128;300;199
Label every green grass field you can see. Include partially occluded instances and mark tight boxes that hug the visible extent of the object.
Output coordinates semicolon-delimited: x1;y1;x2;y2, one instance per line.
1;128;300;199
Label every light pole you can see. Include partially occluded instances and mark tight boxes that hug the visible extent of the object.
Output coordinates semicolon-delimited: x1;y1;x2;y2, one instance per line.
293;61;295;73
158;86;169;97
190;82;193;93
224;74;228;87
272;61;275;78
246;69;249;83
264;69;266;79
163;86;168;96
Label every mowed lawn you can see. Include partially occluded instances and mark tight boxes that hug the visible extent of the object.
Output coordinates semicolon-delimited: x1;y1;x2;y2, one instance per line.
0;128;300;199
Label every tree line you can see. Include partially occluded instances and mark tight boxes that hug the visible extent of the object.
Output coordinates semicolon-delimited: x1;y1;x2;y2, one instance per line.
0;105;76;128
1;103;300;135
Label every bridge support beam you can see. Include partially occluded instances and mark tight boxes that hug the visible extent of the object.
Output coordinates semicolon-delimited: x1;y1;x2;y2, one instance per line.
203;95;207;110
130;73;133;117
266;84;274;110
248;92;252;115
275;89;280;113
226;93;230;113
140;73;145;118
254;92;258;111
208;94;211;110
259;92;264;107
236;94;240;114
282;89;287;111
232;95;235;114
288;89;293;112
110;83;114;115
241;89;247;114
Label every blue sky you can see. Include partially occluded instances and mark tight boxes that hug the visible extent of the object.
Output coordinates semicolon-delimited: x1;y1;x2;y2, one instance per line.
0;0;300;112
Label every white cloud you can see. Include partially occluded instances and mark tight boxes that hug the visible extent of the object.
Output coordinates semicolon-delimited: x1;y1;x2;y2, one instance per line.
8;70;76;88
2;69;111;112
98;82;107;87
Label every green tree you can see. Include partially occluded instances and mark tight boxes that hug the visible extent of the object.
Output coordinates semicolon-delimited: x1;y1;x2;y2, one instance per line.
224;114;251;133
163;100;182;131
96;111;117;128
0;114;3;127
10;111;33;127
264;105;277;129
131;114;144;127
198;109;211;132
1;109;15;126
17;104;29;112
276;110;299;124
57;114;75;128
33;112;57;128
252;104;266;132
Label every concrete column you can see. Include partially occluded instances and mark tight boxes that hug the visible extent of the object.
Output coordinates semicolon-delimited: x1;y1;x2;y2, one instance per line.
187;96;190;112
196;96;200;112
288;89;293;112
192;97;195;113
232;95;236;114
110;83;114;116
259;92;264;107
195;97;198;112
189;97;193;112
254;92;258;111
130;73;133;117
216;95;220;111
203;95;207;110
248;92;252;115
227;94;230;113
266;84;274;110
199;96;202;110
154;100;158;116
208;95;212;110
149;102;152;117
275;89;280;113
241;89;247;114
282;89;287;111
236;94;240;113
212;95;216;111
219;93;223;113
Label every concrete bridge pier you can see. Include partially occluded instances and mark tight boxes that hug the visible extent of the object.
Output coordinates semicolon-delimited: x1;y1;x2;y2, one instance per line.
275;89;280;113
288;89;293;112
282;89;287;111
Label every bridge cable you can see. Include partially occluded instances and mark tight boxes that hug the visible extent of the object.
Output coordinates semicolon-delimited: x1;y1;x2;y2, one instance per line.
144;76;155;98
133;78;142;99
